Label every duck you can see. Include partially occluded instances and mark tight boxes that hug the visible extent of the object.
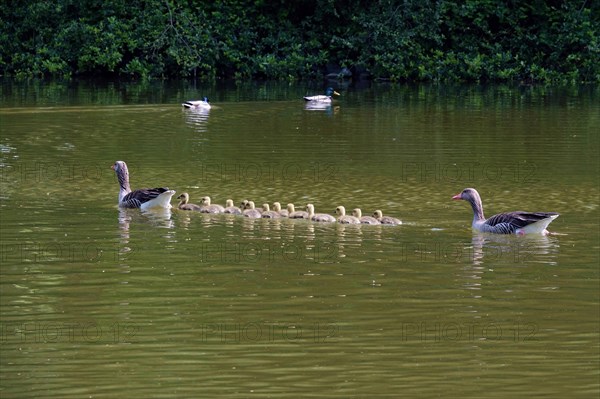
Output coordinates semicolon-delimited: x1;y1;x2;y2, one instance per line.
182;97;211;109
372;210;402;225
223;199;243;215
262;203;282;219
111;161;175;210
242;201;262;218
452;188;559;235
352;208;381;225
303;87;340;103
272;202;288;217
287;203;309;219
306;204;336;222
199;196;225;213
177;192;203;211
335;206;360;224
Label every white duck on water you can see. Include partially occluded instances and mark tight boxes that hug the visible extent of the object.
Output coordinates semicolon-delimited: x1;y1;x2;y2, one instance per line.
112;161;175;210
182;97;211;110
452;188;559;235
303;87;340;103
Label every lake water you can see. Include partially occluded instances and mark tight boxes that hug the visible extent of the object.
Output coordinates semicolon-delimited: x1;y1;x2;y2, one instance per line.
1;80;598;398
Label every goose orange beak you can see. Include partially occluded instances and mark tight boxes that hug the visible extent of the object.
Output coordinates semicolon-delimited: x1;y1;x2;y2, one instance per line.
452;193;462;200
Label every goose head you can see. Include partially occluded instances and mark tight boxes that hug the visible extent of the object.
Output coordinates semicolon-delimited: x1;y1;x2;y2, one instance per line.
352;208;363;218
177;192;190;205
452;188;484;220
111;160;127;173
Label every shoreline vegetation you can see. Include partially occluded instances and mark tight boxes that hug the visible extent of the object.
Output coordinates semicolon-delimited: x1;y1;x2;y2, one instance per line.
1;1;598;83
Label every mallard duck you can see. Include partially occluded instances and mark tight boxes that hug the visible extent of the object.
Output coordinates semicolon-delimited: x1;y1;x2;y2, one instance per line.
335;205;360;224
287;203;309;219
200;196;225;213
242;201;262;218
272;202;288;217
306;204;336;222
111;161;175;210
224;199;243;215
452;188;559;235
303;87;340;103
176;192;203;211
352;208;381;225
182;97;211;109
372;210;402;225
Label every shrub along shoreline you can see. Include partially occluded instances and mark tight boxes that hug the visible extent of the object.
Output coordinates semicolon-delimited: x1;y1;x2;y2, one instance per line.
1;1;598;83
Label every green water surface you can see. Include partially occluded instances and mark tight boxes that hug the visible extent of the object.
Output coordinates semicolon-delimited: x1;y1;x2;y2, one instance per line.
1;81;598;398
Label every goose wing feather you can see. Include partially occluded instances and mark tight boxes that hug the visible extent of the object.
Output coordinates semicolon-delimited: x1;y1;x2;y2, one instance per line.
484;211;559;234
121;187;170;208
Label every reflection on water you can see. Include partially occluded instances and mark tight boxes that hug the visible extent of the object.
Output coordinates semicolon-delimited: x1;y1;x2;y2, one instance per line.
455;233;562;304
303;102;341;116
118;207;174;231
468;233;560;266
141;207;174;227
182;107;210;132
117;208;174;259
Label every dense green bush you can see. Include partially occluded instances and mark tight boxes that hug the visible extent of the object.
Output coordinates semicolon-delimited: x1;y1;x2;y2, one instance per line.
1;0;598;82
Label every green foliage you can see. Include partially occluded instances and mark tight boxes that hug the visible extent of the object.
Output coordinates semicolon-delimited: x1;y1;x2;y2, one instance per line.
1;0;598;82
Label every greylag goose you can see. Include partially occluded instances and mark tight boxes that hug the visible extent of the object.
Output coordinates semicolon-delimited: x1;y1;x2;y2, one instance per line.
224;199;242;215
112;161;175;210
182;97;211;109
177;192;203;211
287;203;309;219
303;87;340;103
372;210;402;225
452;188;559;235
352;208;381;225
242;201;262;218
335;206;360;224
272;202;288;217
306;204;336;222
262;203;282;218
200;196;225;213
